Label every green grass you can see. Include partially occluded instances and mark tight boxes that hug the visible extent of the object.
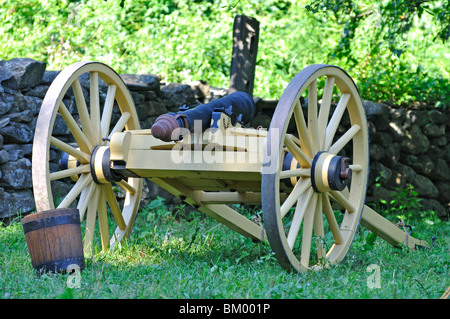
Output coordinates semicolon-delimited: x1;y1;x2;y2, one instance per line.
0;203;448;299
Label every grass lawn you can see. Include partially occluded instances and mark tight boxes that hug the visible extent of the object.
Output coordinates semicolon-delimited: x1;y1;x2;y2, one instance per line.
0;201;448;300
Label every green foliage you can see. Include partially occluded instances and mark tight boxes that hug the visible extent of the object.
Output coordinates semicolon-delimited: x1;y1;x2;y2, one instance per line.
305;0;450;107
377;184;422;220
386;185;420;212
372;177;442;238
0;0;448;107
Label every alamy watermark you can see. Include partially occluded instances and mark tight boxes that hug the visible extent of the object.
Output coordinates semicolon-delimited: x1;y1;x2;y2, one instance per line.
366;264;381;289
66;264;81;289
167;120;282;174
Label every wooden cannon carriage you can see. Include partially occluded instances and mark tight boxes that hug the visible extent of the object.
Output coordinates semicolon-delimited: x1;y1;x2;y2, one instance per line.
31;61;428;273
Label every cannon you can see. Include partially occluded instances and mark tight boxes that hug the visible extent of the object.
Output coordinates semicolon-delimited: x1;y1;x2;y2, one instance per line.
31;61;428;272
150;91;256;142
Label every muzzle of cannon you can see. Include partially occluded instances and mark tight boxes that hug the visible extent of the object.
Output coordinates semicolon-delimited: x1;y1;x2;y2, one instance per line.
151;91;256;142
30;61;429;274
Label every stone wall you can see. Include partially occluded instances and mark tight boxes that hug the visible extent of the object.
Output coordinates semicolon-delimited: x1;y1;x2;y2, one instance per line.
0;58;448;220
362;101;449;218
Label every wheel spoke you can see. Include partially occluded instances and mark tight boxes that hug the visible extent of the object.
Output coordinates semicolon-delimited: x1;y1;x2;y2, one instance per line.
287;187;314;248
84;185;100;255
324;93;350;151
57;173;93;209
307;79;320;153
97;189;110;252
300;192;318;268
317;76;335;150
90;72;101;143
78;181;96;221
58;102;93;153
108;112;131;138
280;178;311;218
293;100;314;158
103;185;126;230
313;193;326;261
349;164;362;172
284;134;312;168
50;136;90;164
279;168;310;179
101;84;117;138
329;189;355;213
49;164;90;181
72;78;95;143
116;179;136;195
329;124;360;155
322;193;343;245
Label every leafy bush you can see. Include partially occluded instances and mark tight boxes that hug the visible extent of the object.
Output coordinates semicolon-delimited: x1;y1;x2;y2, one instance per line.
1;0;448;107
305;0;450;107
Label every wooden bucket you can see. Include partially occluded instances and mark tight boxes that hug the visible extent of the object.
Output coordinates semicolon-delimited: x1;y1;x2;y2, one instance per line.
22;208;85;273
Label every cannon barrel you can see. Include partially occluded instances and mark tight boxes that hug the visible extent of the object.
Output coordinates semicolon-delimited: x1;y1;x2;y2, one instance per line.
151;91;256;142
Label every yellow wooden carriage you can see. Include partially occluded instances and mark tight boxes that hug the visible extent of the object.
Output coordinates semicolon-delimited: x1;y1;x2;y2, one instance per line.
32;61;428;272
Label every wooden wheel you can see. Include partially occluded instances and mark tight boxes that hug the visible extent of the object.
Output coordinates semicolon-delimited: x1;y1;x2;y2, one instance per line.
262;65;369;272
32;61;143;254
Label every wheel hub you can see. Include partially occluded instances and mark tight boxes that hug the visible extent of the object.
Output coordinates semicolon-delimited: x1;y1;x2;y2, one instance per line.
311;151;352;193
281;152;300;187
58;152;80;182
90;145;123;184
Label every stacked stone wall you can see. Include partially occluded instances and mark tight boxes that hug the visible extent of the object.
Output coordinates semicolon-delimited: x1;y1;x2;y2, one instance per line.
0;58;448;220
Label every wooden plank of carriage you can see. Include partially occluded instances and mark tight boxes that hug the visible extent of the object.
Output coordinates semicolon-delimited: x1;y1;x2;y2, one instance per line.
228;15;259;97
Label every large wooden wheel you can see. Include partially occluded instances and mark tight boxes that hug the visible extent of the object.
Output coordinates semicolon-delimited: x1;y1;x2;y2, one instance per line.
32;61;143;255
262;64;369;272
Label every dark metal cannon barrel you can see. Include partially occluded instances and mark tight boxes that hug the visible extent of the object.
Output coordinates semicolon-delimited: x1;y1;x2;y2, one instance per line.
151;91;256;142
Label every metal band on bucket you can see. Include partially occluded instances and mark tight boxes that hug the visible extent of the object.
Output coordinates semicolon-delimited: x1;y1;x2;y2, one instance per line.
22;212;80;234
